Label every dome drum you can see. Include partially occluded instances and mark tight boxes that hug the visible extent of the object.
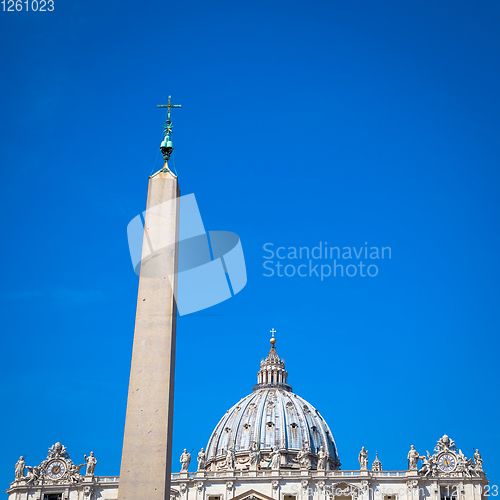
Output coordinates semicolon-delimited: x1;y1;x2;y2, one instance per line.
252;382;293;392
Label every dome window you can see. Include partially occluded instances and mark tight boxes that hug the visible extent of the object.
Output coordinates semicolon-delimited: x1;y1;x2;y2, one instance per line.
286;402;293;408
225;427;231;433
311;426;318;433
266;422;274;429
290;423;298;429
243;423;251;430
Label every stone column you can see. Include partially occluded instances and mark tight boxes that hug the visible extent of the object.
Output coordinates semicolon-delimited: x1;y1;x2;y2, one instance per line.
195;481;204;500
118;167;180;500
272;480;280;500
358;481;369;500
432;482;439;500
316;481;326;500
472;483;480;500
301;480;310;500
226;482;235;500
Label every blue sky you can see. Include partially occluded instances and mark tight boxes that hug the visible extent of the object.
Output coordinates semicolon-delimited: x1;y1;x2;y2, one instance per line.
1;0;499;492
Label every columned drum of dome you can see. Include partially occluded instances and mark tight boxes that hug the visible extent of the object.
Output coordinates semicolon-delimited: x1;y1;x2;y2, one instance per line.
205;334;341;471
253;332;292;392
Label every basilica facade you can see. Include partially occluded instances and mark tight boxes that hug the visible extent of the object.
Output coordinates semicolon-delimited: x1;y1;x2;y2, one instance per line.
6;336;488;500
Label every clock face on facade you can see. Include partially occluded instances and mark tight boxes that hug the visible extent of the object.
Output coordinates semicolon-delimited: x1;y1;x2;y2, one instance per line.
438;453;457;472
46;460;66;479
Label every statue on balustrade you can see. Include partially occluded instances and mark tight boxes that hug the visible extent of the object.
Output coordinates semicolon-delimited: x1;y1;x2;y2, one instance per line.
317;446;328;471
250;442;261;469
180;449;191;472
407;445;420;471
358;447;368;470
15;457;25;481
270;447;281;470
197;448;206;470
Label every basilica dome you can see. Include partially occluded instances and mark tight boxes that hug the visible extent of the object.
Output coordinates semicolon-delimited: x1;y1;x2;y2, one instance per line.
205;335;341;470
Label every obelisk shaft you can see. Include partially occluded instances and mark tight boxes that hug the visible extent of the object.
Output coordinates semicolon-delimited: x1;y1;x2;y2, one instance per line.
118;168;180;500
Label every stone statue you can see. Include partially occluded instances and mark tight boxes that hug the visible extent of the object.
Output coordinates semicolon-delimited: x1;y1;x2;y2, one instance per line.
250;442;261;468
197;448;206;471
25;466;41;486
317;446;328;471
84;451;97;476
418;451;435;477
358;447;368;470
474;449;483;471
434;435;456;452
295;445;311;469
180;449;191;472
270;447;281;470
457;450;469;477
456;450;476;478
68;461;84;484
47;442;69;459
407;445;420;471
15;456;25;480
225;448;235;470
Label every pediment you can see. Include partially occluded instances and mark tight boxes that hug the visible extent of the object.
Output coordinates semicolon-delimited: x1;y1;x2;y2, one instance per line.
232;489;275;500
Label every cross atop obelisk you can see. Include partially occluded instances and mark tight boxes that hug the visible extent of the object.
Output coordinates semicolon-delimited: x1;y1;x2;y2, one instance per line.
157;95;182;122
158;96;182;161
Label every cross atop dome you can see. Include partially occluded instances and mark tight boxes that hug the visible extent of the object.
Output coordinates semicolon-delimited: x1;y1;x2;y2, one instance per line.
253;330;292;392
270;328;277;347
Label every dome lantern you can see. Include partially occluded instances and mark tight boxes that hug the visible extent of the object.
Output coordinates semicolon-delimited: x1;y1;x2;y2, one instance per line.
254;329;292;392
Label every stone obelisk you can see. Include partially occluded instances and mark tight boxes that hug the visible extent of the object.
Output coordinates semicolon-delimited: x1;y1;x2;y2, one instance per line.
118;98;181;500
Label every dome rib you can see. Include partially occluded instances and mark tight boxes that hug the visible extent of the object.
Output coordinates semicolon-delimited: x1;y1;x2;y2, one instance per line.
259;390;271;449
207;398;242;458
286;393;304;450
235;390;260;452
278;392;287;451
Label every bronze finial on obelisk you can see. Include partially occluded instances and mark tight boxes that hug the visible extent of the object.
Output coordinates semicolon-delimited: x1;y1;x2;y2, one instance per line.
158;96;182;163
118;98;182;500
